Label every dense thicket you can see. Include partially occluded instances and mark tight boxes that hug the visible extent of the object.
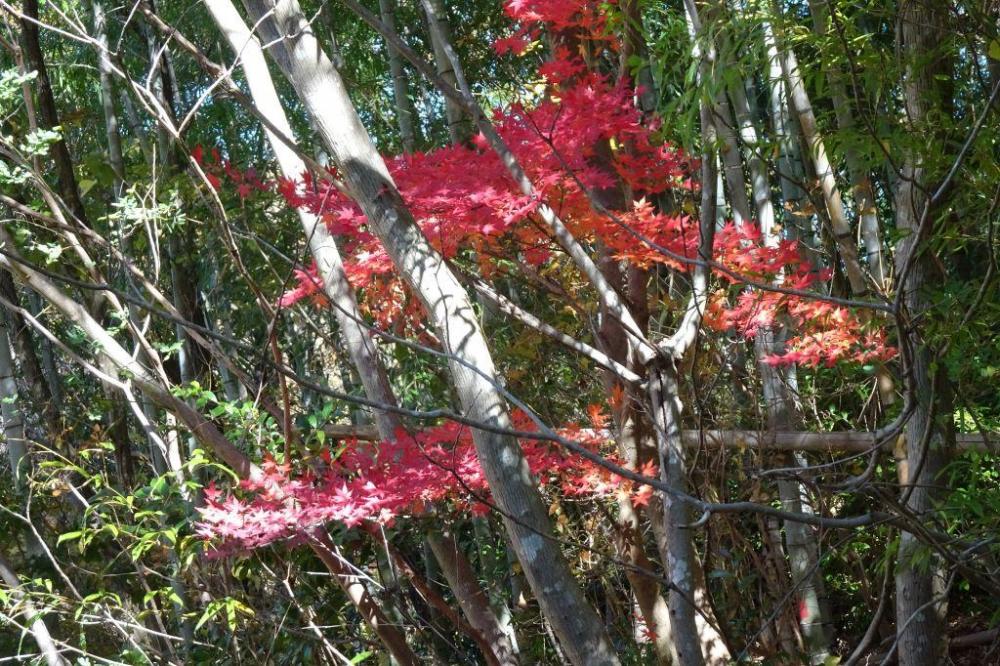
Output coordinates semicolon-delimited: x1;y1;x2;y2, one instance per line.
1;1;998;664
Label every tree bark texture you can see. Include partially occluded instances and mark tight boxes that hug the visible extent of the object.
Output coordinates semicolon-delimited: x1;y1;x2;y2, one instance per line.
238;1;620;662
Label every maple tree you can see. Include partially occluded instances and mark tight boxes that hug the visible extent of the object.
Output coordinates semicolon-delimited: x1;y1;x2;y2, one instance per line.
2;0;998;663
192;0;893;557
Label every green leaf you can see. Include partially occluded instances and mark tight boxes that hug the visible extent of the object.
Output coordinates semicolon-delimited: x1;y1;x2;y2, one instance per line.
989;40;1000;61
57;530;84;545
349;651;373;664
195;599;225;631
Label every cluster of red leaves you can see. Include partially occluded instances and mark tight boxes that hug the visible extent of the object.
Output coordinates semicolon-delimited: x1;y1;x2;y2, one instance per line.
272;70;696;327
192;145;269;198
707;224;895;367
196;413;639;556
194;0;893;367
494;0;613;54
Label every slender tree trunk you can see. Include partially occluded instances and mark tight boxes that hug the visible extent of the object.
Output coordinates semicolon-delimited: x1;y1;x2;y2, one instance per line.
428;530;519;666
118;89;154;168
421;0;470;145
764;22;818;264
595;257;675;666
310;533;418;665
95;2;141;486
893;3;955;663
684;1;751;227
93;0;126;192
0;323;28;493
238;2;619;662
0;551;67;666
638;81;723;666
143;8;211;388
379;0;418;153
205;4;515;662
647;361;704;666
19;0;89;224
769;9;867;295
756;331;832;664
713;5;775;233
0;269;59;441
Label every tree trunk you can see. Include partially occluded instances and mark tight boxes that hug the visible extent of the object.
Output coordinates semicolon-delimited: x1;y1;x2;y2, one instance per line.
421;0;470;145
713;4;774;233
596;263;675;666
238;2;619;662
0;551;67;666
647;362;704;666
427;530;519;666
0;323;28;493
92;0;126;192
379;0;419;153
683;1;751;227
19;0;89;225
0;269;59;441
756;332;832;664
893;3;955;663
769;10;867;295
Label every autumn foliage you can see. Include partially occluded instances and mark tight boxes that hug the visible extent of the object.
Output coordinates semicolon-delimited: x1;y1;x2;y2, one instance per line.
196;415;637;555
194;0;893;553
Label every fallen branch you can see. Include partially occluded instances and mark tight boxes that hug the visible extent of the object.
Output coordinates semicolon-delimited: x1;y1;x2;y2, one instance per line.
323;425;997;453
950;628;999;650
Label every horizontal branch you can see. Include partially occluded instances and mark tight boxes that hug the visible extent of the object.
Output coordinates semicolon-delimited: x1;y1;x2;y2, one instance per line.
323;425;997;453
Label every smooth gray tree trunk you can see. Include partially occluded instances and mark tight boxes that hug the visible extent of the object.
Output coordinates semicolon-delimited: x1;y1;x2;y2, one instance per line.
379;0;418;153
93;0;125;192
237;2;619;662
0;551;67;666
204;3;529;663
770;12;867;294
421;0;469;145
0;324;28;493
